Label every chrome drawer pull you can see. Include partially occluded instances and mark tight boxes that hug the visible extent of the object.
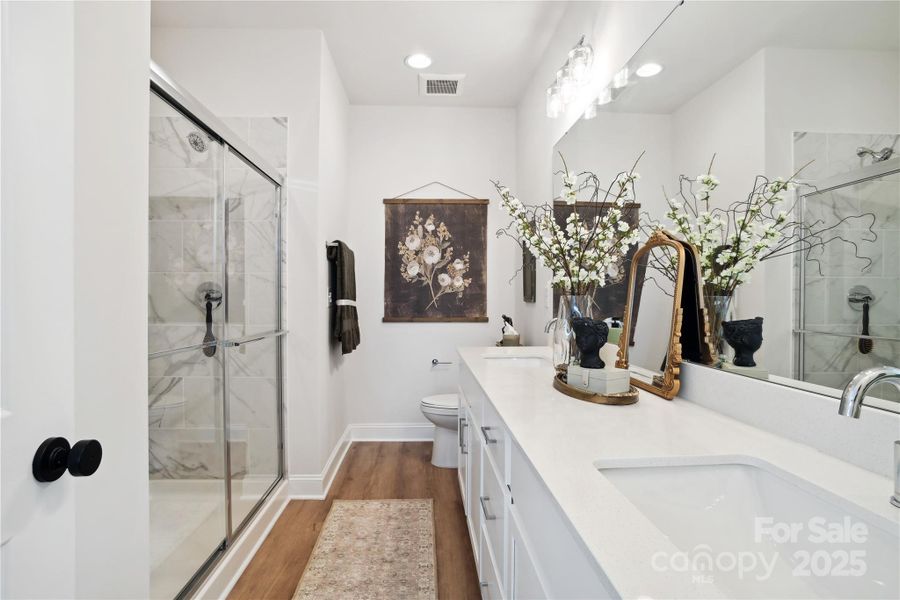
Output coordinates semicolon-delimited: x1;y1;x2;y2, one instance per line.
481;426;497;445
458;417;464;448
460;419;468;455
480;581;489;589
480;495;497;520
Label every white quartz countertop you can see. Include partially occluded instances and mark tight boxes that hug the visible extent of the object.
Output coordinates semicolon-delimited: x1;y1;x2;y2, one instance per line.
458;346;898;599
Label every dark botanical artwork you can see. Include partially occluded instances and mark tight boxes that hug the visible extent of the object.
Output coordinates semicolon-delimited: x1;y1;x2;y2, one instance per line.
384;198;488;322
552;202;642;323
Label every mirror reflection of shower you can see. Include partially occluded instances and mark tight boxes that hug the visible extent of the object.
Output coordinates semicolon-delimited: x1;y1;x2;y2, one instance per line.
195;282;222;357
856;134;899;163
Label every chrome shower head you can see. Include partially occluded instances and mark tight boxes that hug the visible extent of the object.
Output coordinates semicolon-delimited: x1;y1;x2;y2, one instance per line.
187;131;208;153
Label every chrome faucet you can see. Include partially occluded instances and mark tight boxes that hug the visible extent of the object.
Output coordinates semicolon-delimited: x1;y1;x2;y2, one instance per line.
544;318;558;334
839;366;900;417
838;366;900;508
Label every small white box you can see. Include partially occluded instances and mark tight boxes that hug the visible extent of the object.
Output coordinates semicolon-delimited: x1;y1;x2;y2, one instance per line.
567;365;631;395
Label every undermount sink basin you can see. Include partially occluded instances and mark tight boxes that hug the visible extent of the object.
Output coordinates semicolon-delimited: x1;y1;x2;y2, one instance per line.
480;351;549;368
597;456;898;599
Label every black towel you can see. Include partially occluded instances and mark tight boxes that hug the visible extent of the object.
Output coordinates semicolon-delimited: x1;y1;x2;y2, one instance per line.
327;241;360;354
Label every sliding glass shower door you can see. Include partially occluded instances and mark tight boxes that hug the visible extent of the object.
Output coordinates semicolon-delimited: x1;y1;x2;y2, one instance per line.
148;69;285;599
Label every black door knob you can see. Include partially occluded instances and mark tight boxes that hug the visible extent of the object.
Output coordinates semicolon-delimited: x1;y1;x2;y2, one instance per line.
33;437;102;482
68;439;102;477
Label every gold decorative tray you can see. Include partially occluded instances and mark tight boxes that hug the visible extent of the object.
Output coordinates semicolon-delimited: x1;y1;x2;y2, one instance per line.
552;372;639;405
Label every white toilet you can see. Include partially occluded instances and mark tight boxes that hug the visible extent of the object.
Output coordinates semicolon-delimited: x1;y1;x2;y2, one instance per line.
420;394;459;468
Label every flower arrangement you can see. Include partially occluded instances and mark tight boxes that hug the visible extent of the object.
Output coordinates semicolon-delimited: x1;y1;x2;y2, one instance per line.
644;156;876;298
492;154;642;296
398;211;471;309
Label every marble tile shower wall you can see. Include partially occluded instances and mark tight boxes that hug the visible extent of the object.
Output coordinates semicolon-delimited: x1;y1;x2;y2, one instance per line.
795;132;900;402
149;110;287;480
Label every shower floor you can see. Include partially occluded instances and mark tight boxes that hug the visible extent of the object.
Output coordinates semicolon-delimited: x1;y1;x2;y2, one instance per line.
150;477;275;599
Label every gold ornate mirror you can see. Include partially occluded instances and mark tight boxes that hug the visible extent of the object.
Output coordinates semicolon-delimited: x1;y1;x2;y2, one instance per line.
616;230;696;399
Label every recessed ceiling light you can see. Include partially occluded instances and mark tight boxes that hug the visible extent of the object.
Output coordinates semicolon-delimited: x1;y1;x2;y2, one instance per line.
404;54;432;69
636;62;663;78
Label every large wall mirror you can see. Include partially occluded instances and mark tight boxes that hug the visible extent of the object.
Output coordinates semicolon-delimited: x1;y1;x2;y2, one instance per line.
554;1;899;413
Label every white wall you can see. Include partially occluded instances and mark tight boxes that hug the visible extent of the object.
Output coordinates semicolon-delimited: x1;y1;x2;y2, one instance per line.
73;2;151;597
345;106;517;425
151;28;344;476
513;1;681;343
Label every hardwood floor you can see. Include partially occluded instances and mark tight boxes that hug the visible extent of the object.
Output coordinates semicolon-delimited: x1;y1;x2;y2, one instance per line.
228;442;481;600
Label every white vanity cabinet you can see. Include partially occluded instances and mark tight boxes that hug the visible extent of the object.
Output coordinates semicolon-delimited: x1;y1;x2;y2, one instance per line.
458;363;614;600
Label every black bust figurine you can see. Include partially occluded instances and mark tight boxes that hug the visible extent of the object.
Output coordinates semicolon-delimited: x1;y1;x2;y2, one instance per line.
722;317;764;367
571;317;609;369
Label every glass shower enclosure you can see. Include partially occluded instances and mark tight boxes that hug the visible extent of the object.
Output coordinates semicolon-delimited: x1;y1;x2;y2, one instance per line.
797;158;900;409
147;63;285;599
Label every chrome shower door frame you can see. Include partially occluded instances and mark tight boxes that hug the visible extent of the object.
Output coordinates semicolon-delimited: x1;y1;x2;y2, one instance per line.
149;61;287;599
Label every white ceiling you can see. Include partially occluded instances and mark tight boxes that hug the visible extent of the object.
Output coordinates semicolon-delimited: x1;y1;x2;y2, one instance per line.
151;0;567;107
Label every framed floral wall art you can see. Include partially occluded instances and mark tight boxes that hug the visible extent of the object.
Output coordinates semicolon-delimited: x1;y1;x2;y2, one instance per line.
383;198;488;322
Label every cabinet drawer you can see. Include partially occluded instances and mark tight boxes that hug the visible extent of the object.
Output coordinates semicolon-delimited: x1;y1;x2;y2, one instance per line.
481;398;508;483
480;444;507;591
479;522;504;600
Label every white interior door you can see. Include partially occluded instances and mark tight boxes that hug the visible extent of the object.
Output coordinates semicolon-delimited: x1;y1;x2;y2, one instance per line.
1;2;151;598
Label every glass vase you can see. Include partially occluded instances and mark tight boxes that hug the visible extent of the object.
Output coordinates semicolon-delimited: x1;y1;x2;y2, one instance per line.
704;292;734;364
551;294;596;371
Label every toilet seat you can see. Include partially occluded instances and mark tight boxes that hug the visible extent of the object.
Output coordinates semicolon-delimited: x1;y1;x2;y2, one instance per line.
419;394;459;468
420;394;458;415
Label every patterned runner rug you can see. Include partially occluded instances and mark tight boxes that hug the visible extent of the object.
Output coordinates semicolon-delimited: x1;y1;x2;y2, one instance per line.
293;499;437;600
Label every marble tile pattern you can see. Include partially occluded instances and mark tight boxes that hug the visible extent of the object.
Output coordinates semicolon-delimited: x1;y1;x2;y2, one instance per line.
149;113;286;480
796;132;900;404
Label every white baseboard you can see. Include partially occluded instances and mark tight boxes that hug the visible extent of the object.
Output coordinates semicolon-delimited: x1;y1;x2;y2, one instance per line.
193;480;289;600
289;426;352;499
349;422;435;442
288;422;435;499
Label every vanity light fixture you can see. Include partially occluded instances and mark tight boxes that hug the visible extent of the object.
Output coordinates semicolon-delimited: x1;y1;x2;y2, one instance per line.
612;67;630;89
404;53;432;69
567;36;594;84
546;83;563;118
636;62;663;78
544;35;593;118
557;64;578;104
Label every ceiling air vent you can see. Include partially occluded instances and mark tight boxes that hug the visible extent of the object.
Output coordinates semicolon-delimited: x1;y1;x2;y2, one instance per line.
419;74;466;97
